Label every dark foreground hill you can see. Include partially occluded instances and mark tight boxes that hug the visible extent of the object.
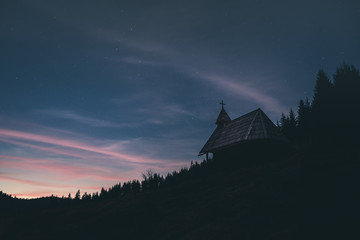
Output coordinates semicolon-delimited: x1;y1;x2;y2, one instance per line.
1;146;360;240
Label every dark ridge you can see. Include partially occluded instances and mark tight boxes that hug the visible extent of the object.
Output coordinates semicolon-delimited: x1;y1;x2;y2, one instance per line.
1;149;360;240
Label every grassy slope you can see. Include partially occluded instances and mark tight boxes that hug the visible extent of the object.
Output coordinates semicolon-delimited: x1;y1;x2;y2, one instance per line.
1;148;360;240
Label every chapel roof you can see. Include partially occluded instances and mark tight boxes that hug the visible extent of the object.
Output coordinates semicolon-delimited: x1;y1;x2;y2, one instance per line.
199;108;287;155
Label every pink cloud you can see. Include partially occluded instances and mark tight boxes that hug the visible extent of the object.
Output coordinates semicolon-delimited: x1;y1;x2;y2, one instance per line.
0;127;191;198
0;155;123;182
0;129;165;165
0;137;93;160
0;175;73;188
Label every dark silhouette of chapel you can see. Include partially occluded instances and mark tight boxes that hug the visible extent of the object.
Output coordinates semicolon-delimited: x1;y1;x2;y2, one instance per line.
199;102;287;162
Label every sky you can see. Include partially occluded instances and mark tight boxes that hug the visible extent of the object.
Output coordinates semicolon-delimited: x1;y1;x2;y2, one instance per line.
1;0;360;198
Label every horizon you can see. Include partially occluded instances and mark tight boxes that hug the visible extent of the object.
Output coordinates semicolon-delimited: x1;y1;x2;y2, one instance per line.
1;0;360;198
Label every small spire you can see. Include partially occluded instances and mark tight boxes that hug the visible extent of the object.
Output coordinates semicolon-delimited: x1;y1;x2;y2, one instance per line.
216;101;231;127
220;100;226;109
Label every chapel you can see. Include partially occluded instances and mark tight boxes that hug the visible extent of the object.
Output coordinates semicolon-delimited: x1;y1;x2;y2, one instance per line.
199;102;287;161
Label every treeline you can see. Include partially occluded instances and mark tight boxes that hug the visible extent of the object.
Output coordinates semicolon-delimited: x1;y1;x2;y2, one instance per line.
278;63;360;149
72;159;215;201
0;191;16;201
0;158;216;203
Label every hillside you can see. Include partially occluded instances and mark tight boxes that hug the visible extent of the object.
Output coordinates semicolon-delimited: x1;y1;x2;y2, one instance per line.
1;146;360;240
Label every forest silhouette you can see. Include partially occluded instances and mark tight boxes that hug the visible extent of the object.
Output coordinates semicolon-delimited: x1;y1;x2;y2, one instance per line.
1;63;360;239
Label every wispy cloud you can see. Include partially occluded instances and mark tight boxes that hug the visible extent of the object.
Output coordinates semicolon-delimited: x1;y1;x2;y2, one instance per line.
112;38;178;57
0;126;192;172
37;110;123;128
0;174;73;189
0;155;121;182
194;73;289;115
0;126;191;197
110;92;197;125
0;137;97;160
117;56;165;67
0;128;165;165
105;36;289;115
135;103;195;125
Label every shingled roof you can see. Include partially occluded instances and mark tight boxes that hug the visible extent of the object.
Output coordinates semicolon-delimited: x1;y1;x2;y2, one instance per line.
199;108;287;155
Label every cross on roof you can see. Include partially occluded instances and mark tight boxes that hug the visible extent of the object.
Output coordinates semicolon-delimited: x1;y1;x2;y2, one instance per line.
220;100;226;109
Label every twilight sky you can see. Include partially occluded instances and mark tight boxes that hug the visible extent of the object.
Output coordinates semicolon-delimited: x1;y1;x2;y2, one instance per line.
1;0;360;198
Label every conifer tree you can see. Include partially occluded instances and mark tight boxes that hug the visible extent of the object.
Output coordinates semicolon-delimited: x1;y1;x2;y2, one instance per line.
304;97;311;112
92;192;99;200
100;187;107;198
131;180;141;193
75;190;81;200
333;63;360;92
288;108;297;128
280;113;289;132
311;69;334;146
297;97;311;130
332;63;360;145
297;99;305;126
333;63;360;115
312;69;333;116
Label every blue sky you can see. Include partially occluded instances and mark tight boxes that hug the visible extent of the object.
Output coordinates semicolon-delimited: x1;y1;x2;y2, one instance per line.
1;0;360;198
